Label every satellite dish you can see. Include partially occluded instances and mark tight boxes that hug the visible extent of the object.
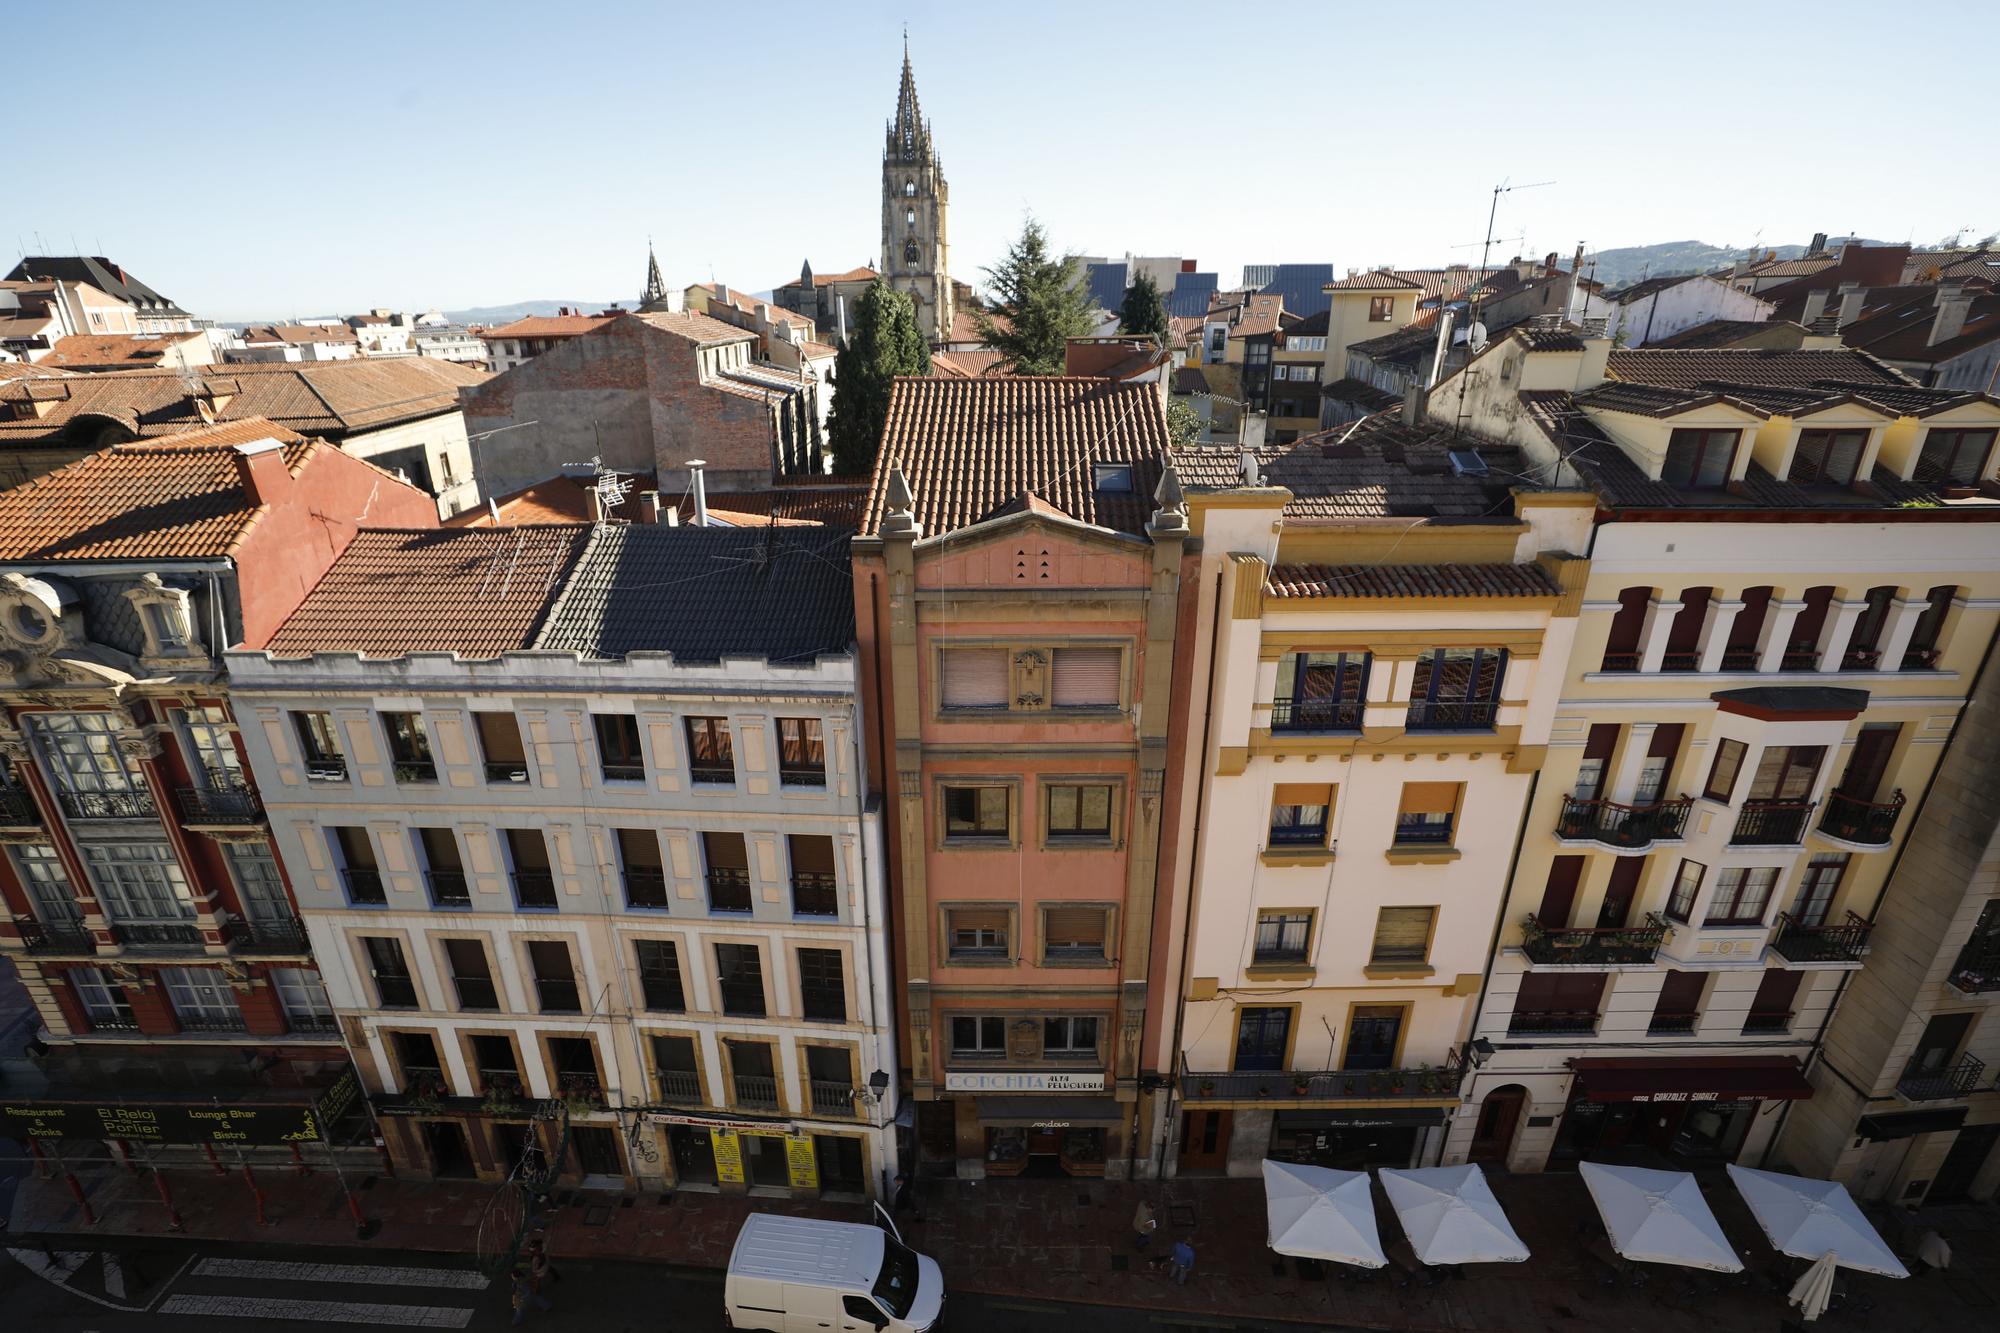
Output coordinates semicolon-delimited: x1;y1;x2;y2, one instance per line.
1467;321;1489;351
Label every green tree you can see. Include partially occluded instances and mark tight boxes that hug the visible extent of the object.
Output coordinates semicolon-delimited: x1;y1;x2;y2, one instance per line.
828;278;931;476
975;216;1098;375
1118;271;1170;340
1165;396;1202;448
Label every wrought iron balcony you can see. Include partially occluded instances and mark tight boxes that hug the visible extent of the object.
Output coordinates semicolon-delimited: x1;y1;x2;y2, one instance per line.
811;1079;860;1116
1817;790;1905;847
1271;699;1364;733
453;974;500;1011
111;921;206;950
1769;911;1873;964
1660;650;1700;672
1599;651;1640;673
1947;933;2000;996
175;1011;249;1034
400;1066;447;1100
0;787;41;825
557;1070;603;1109
225;916;309;954
780;763;827;788
1556;794;1692;848
657;1069;702;1103
56;788;157;821
304;758;349;783
1741;1010;1793;1034
1899;1052;1986;1102
1730;799;1816;846
1181;1061;1463;1102
1507;1008;1601;1036
392;760;437;784
1404;699;1498;732
425;870;471;909
478;1070;524;1111
1520;912;1669;966
484;759;531;784
690;762;734;786
1269;823;1331;848
14;916;96;955
1391;819;1455;847
1719;647;1759;671
600;761;645;782
623;866;669;910
342;868;386;906
511;869;558;910
289;1013;339;1036
534;976;581;1013
1648;1012;1699;1036
175;784;264;825
707;868;752;913
792;871;838;917
732;1073;781;1111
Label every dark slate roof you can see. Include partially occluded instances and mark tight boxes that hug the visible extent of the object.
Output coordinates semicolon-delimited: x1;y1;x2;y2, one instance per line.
1171;412;1528;520
1268;562;1558;599
534;525;854;663
1284;309;1329;338
1084;262;1128;313
6;256;188;316
1605;274;1698;304
1712;686;1871;716
1259;264;1335;318
1173;366;1210;394
1166;272;1219;318
1320;378;1401;410
1649;318;1805;350
1575;381;1770;418
1606;348;1912;390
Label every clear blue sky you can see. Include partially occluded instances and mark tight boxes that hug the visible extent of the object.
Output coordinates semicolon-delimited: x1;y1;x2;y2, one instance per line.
12;1;1994;321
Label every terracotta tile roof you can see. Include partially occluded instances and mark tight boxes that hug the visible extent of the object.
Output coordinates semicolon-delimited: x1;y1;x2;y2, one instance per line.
1320;378;1401;410
1388;267;1498;301
446;472;657;526
40;334;192;370
1267;562;1559;599
533;525;854;663
1173;367;1209;394
0;418;314;560
1836;288;2000;365
1324;271;1424;292
779;266;880;289
1746;256;1837;278
946;307;1010;346
481;314;617;340
1510;324;1587;352
629;310;758;346
1648;318;1804;350
0;357;486;445
1576;381;1771;419
450;473;869;530
0;361;70;383
264;526;592;658
1228;294;1289;339
1349;324;1438;362
240;323;359;346
864;376;1169;537
1605;348;1912;390
928;349;1012;379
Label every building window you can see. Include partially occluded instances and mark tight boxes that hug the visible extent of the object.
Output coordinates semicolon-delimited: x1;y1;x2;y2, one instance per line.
1043;1016;1099;1057
502;828;556;910
1703;738;1748;803
1091;463;1134;494
1600;587;1652;672
940;648;1009;710
715;943;766;1017
635;939;686;1012
70;967;135;1030
1914;428;1995;485
161;966;244;1032
1274;651;1368;731
12;844;79;926
1747;745;1825;803
1268;784;1334;848
1393;782;1461;846
1904;585;1957;668
1407;648;1504;730
943;785;1010;841
1253;910;1313;964
176;705;245;791
414;828;468;908
272;967;333;1032
1370;907;1435;965
702;831;752;913
798;948;846;1022
474;712;529;783
1706;867;1779;925
382;712;436;783
1661;428;1740;489
528;939;581;1012
1046;783;1113;840
1042;906;1108;963
1368;296;1394;322
28;712;146;797
1051;646;1122;707
1666;858;1705;923
1744;969;1803;1033
83;844;197;933
1788;428;1868;486
685;717;734;785
616;828;668;910
445;938;499;1010
945;906;1009;961
1791;853;1849;928
777;717;826;786
652;1034;700;1102
292;710;347;781
950;1016;1005;1057
593;713;645;782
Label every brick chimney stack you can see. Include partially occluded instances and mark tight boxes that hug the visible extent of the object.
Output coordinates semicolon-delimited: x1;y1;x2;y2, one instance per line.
1930;280;1973;347
233;438;292;508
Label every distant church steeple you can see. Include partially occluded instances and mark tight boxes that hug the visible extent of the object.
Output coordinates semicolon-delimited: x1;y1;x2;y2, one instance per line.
639;241;675;312
882;38;952;344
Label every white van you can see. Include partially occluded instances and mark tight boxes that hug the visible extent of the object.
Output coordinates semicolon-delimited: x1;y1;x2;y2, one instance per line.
724;1213;945;1333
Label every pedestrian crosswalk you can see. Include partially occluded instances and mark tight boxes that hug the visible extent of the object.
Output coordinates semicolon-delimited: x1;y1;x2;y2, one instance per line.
159;1292;477;1326
190;1257;491;1289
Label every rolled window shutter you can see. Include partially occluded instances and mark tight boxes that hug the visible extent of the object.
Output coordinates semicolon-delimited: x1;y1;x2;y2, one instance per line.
1044;908;1103;947
941;648;1008;708
1398;782;1460;815
950;909;1008;936
1052;647;1121;707
1272;782;1333;808
788;834;835;874
1372;907;1434;956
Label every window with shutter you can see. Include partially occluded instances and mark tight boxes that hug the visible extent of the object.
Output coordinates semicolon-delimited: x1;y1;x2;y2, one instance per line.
1047;783;1113;839
946;907;1009;959
941;648;1009;709
1370;907;1435;963
1043;907;1106;961
1788;429;1868;486
1051;647;1121;707
1393;782;1461;845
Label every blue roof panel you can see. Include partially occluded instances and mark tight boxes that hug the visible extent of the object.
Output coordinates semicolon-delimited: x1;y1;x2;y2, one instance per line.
1167;272;1218;318
1260;263;1336;318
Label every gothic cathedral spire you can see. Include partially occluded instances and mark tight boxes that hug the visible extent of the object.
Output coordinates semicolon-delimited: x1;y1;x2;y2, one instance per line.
639;241;673;312
882;39;952;345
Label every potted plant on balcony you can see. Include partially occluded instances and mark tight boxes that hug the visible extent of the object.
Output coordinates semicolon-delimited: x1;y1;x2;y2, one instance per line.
407;1075;443;1114
1291;1074;1312;1096
1197;1077;1216;1096
1385;1071;1407;1095
480;1078;521;1116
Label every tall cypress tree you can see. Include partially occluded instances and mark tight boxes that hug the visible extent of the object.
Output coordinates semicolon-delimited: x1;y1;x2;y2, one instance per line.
828;278;931;477
975;216;1098;375
1119;271;1170;340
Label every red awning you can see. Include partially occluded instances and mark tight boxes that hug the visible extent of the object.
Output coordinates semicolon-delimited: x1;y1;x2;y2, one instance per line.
1568;1056;1814;1103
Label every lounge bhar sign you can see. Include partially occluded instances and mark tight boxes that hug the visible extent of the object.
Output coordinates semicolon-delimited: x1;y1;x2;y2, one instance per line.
1;1100;324;1145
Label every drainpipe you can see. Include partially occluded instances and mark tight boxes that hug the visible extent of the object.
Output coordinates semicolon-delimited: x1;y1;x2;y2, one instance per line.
850;711;898;1201
1449;768;1540;1167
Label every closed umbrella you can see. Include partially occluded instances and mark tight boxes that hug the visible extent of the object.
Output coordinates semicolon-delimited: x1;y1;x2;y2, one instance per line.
1261;1160;1386;1269
1578;1162;1743;1272
1378;1165;1530;1265
1788;1251;1837;1321
1725;1165;1908;1278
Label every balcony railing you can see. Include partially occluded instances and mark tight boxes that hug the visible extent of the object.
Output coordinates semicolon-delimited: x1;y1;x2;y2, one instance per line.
1817;790;1905;847
1780;647;1821;672
1729;799;1816;846
1556;794;1692;848
225;916;309;954
392;760;438;784
1769;911;1873;964
1507;1008;1601;1036
1648;1012;1699;1035
780;764;827;788
453;975;500;1011
534;976;581;1013
0;787;42;825
657;1069;702;1103
288;1012;339;1035
425;870;471;909
1660;651;1700;672
792;872;838;917
707;868;752;913
14;916;95;954
1271;699;1364;733
1404;699;1498;732
175;1011;249;1034
1268;823;1330;848
810;1080;859;1115
484;759;531;784
342;868;386;906
600;761;645;782
374;975;418;1009
1741;1010;1793;1034
112;921;206;950
1947;933;2000;995
478;1070;523;1111
1391;820;1455;847
1899;1052;1986;1102
624;866;669;911
1181;1061;1464;1102
733;1074;781;1111
1719;647;1759;671
56;788;157;821
1600;651;1640;673
557;1070;603;1109
1520;912;1669;966
511;869;558;910
400;1066;447;1100
175;784;264;825
690;762;734;786
304;757;349;783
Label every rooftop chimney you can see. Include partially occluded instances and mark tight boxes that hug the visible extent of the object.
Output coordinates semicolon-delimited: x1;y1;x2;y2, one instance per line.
585;485;606;523
1401;386;1426;428
1802;289;1830;326
687;459;709;527
233;437;292;508
716;283;730;304
1930;281;1973;347
1836;282;1866;330
637;490;662;524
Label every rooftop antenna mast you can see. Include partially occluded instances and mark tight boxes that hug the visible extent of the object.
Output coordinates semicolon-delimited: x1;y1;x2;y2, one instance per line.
1469;178;1554;333
563;454;632;523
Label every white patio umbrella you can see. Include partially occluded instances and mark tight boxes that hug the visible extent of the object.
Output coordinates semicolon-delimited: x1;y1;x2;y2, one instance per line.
1261;1160;1387;1268
1788;1251;1838;1321
1725;1165;1909;1278
1578;1162;1744;1272
1378;1165;1530;1265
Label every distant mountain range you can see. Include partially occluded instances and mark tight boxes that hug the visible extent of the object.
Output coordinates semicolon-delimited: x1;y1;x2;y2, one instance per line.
440;300;622;326
1585;239;1883;289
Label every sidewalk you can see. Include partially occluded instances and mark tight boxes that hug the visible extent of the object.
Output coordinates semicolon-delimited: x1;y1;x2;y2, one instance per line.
8;1158;1997;1331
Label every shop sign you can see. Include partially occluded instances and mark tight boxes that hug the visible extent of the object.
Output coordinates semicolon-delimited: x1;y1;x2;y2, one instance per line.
943;1070;1107;1093
1;1100;323;1145
1031;1122;1070;1130
785;1134;819;1190
712;1129;746;1184
1632;1092;1719;1103
645;1110;797;1134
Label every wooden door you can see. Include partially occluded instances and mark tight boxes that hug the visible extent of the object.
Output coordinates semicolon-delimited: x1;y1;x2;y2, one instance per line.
1177;1110;1232;1172
1342;1006;1403;1071
1598;857;1646;928
1838;725;1899;801
1538;857;1584;929
1469;1087;1526;1163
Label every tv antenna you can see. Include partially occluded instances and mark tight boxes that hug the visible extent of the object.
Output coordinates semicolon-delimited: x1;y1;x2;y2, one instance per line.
1470;179;1555;330
565;454;632;521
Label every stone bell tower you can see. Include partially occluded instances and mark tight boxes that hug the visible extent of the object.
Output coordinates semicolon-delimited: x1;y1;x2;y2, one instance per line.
882;39;953;344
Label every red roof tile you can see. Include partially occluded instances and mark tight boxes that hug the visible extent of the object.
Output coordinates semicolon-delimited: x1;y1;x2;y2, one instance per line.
39;334;198;370
1324;271;1424;292
1606;348;1911;390
482;314;617;340
1267;563;1560;599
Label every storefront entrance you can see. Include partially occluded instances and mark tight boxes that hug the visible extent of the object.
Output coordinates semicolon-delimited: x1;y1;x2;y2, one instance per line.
1469;1086;1527;1164
1931;1124;2000;1202
569;1125;626;1185
1267;1109;1439;1171
422;1120;476;1178
1552;1056;1811;1168
744;1133;792;1188
815;1134;867;1195
1178;1110;1232;1172
670;1125;719;1184
973;1097;1122;1178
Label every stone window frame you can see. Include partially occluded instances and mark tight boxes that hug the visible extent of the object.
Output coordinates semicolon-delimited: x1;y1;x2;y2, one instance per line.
933;774;1023;850
1036;773;1125;851
938;900;1020;967
929;637;1133;722
1035;900;1117;968
122;573;202;663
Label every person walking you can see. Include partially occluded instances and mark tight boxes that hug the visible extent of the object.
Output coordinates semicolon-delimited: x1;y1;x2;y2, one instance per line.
894;1171;924;1222
509;1265;550;1326
1132;1199;1158;1252
526;1236;560;1291
1169;1237;1196;1285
